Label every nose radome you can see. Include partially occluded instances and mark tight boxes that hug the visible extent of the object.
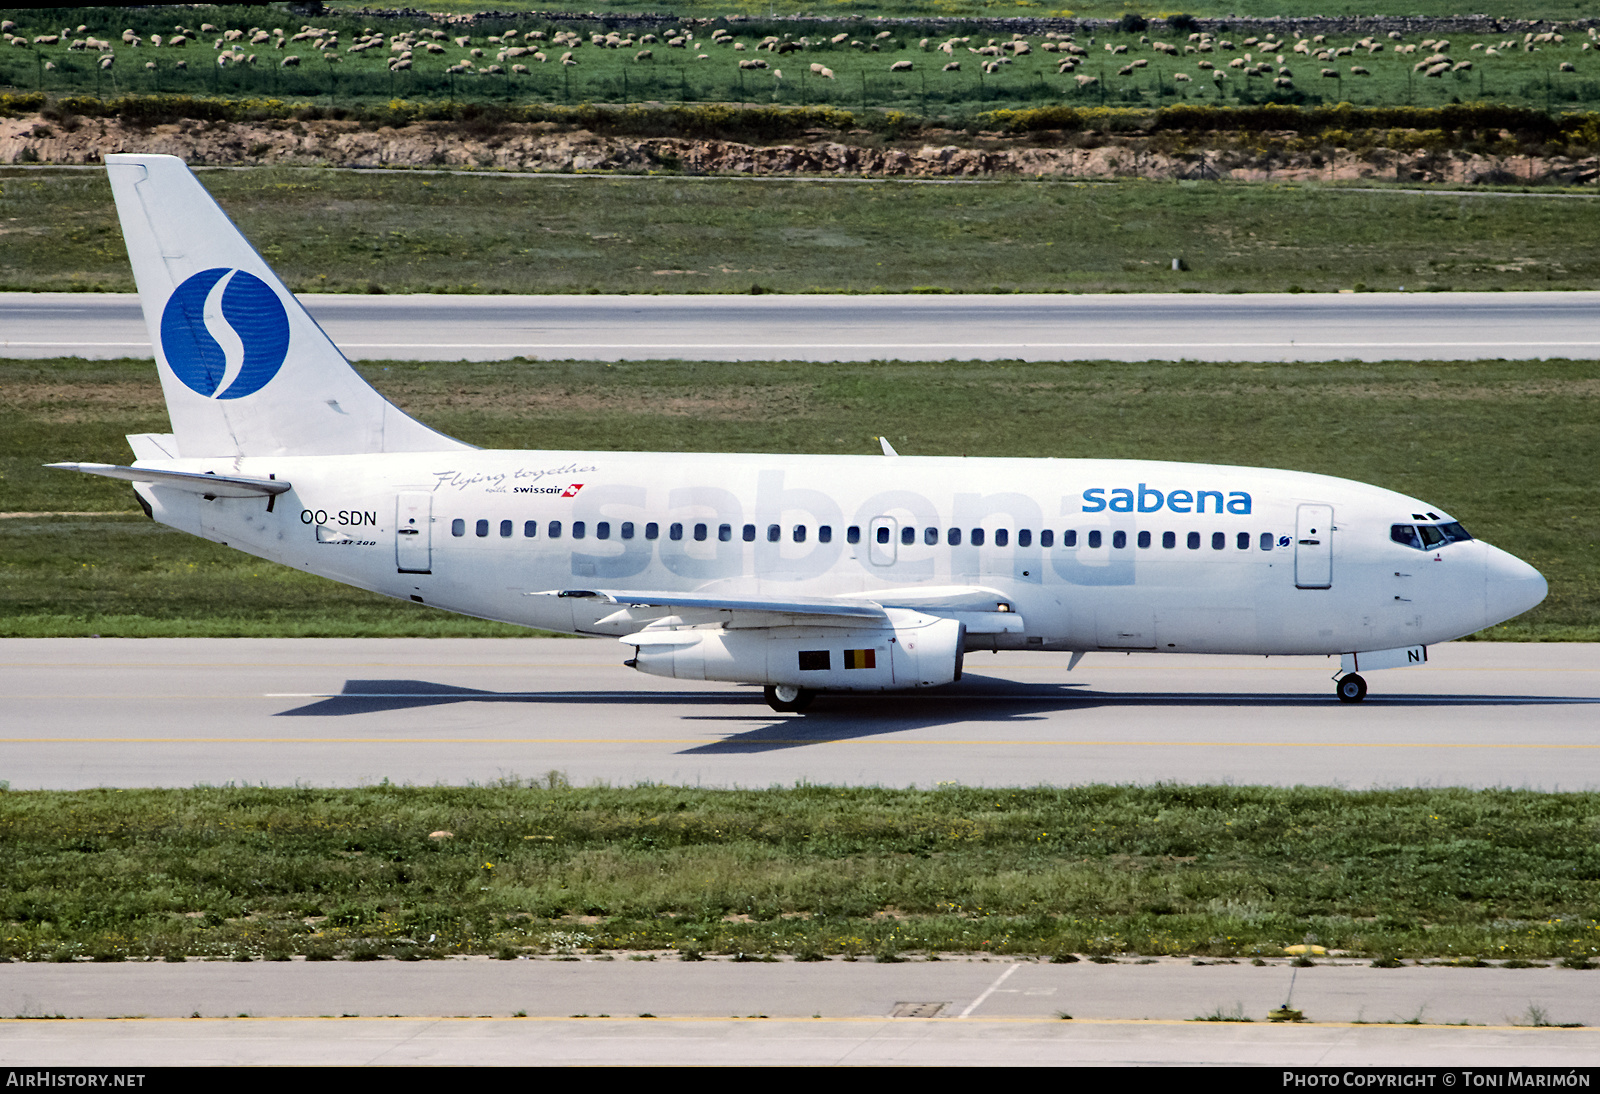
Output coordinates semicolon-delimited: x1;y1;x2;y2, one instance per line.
1483;543;1547;628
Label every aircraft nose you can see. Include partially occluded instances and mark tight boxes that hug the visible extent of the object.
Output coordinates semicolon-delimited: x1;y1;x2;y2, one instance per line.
1483;543;1547;628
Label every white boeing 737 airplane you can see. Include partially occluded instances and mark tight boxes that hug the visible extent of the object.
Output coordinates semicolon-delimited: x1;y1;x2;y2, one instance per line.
51;155;1547;712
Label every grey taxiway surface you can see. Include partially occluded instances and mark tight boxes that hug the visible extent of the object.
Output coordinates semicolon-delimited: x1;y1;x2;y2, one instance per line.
6;290;1600;362
4;638;1596;791
3;958;1599;1066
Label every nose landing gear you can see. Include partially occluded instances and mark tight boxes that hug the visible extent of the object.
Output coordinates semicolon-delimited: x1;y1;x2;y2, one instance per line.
1335;673;1368;703
764;684;816;713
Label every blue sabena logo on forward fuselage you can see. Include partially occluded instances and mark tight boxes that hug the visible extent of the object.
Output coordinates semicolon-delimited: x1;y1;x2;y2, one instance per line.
160;267;290;399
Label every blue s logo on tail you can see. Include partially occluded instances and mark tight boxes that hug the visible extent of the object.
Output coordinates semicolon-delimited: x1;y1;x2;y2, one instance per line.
160;268;290;399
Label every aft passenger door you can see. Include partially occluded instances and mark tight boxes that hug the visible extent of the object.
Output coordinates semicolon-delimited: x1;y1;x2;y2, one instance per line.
396;492;434;574
1294;503;1333;589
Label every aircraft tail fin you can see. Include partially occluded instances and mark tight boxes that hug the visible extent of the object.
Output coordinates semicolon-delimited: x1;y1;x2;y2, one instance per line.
106;154;470;458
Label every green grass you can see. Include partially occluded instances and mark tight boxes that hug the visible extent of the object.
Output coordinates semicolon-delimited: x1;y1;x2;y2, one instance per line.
2;782;1598;961
10;168;1600;295
7;6;1600;115
2;356;1595;638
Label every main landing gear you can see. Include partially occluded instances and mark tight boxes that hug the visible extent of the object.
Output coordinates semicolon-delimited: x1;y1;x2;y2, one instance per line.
1335;673;1368;703
764;684;816;713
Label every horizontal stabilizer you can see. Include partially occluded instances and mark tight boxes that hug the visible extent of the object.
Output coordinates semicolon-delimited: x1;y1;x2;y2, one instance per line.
46;462;290;499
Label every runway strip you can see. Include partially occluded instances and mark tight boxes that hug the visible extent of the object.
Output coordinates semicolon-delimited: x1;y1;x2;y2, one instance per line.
2;639;1595;790
2;957;1597;1066
6;290;1600;362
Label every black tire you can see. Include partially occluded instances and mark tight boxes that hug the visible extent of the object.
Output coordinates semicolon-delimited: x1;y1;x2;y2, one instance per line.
763;684;816;713
1336;673;1368;703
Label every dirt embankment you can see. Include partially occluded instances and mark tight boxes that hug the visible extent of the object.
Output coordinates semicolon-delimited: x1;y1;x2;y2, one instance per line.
3;113;1596;185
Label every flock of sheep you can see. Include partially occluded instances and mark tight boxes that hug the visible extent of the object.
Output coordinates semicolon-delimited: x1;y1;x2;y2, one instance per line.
3;16;1595;99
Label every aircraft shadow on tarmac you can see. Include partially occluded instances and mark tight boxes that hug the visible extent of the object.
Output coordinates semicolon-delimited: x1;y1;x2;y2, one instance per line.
272;675;1593;753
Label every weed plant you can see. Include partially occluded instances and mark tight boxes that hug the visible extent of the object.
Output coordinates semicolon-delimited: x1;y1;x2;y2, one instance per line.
9;168;1600;297
1;782;1597;961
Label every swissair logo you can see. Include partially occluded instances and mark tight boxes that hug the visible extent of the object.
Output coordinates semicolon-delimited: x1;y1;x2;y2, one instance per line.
562;484;584;498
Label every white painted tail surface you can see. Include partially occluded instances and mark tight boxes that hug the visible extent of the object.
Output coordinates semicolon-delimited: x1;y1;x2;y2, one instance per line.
106;154;469;458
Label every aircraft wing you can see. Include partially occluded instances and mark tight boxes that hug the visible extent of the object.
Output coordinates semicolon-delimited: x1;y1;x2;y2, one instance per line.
46;463;291;499
531;586;1024;635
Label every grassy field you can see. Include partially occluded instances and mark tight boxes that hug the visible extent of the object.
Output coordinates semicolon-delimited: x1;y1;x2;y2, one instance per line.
2;782;1597;962
6;6;1600;114
8;167;1600;296
2;355;1594;639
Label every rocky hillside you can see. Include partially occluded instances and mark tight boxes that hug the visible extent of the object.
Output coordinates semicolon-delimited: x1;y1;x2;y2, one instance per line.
3;112;1596;185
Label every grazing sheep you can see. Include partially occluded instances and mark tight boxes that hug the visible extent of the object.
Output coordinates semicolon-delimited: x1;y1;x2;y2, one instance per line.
1424;62;1450;77
98;54;114;69
281;54;300;67
634;49;652;60
1074;72;1097;87
890;59;912;71
1172;72;1191;82
942;60;959;71
1320;67;1339;78
1560;61;1576;72
1350;65;1371;75
1273;76;1293;87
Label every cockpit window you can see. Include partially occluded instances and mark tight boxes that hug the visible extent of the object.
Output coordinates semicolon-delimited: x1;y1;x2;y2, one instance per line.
1393;521;1473;550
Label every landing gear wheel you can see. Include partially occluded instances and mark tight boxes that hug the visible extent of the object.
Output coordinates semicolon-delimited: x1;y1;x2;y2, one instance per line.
764;684;816;713
1336;673;1368;703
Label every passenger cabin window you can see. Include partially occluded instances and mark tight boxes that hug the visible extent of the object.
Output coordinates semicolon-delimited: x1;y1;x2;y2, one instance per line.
572;521;586;540
500;520;512;538
1063;530;1077;547
548;521;562;539
924;527;938;546
1040;530;1053;548
819;526;833;543
900;526;914;546
995;529;1009;548
596;522;610;540
475;519;489;538
1163;531;1176;549
452;519;465;537
1237;532;1249;550
948;528;962;546
770;525;782;543
1111;531;1125;549
1212;532;1225;550
1018;529;1032;548
743;524;756;542
1260;532;1273;551
971;529;985;547
669;523;683;541
645;523;659;540
877;526;891;545
693;523;707;542
1137;531;1151;549
847;526;861;545
719;524;732;543
524;520;538;538
1087;530;1101;549
794;525;807;543
622;522;634;540
1187;532;1201;549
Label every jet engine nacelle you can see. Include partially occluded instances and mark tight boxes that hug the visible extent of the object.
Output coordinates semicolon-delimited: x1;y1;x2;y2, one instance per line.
626;612;966;692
